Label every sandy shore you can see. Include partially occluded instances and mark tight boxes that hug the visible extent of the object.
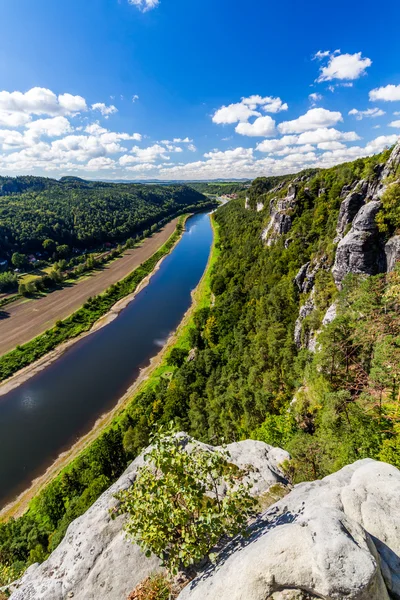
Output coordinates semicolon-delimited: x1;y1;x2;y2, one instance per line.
0;212;212;520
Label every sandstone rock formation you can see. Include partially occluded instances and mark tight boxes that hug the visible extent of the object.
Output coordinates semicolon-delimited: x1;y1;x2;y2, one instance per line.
178;459;400;600
262;195;296;246
332;200;385;288
10;439;289;600
385;235;400;272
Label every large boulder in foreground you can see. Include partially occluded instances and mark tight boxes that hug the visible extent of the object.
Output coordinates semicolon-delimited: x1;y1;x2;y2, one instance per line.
178;459;400;600
9;439;289;600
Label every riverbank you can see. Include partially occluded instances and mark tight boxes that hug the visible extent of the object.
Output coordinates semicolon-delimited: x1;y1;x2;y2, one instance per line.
0;209;216;390
0;213;219;521
0;217;186;398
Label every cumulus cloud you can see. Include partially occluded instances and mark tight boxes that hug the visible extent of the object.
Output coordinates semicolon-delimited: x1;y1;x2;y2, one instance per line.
86;157;116;170
212;94;287;125
0;87;87;116
128;0;159;11
369;84;400;102
389;120;400;128
278;108;343;134
25;116;72;138
92;103;118;116
296;128;360;144
348;107;385;120
235;115;276;137
315;51;372;82
0;111;31;128
132;95;139;102
121;144;170;164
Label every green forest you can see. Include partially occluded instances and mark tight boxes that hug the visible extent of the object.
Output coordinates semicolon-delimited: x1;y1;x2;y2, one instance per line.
0;176;208;259
2;147;400;585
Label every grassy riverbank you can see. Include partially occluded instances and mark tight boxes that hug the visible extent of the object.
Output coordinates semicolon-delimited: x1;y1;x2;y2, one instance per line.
0;213;219;587
0;206;214;384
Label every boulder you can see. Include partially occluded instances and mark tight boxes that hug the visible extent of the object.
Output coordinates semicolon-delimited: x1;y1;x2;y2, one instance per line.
385;235;400;272
332;201;385;288
178;460;400;600
10;439;289;600
256;202;264;212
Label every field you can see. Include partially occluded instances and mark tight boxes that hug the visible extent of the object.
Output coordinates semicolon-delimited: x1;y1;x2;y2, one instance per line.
0;219;178;357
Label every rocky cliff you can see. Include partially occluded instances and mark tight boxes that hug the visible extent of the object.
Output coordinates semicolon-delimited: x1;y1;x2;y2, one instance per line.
9;441;400;600
9;439;289;600
179;458;400;600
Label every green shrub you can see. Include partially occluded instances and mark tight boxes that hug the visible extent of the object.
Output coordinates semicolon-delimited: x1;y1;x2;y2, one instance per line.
113;428;257;574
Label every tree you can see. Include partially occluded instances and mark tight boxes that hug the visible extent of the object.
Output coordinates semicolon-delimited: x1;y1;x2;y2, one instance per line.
11;252;27;269
167;347;188;368
113;428;257;574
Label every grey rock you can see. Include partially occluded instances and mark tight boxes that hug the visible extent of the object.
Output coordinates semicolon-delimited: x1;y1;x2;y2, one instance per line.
335;190;366;240
262;194;297;246
322;302;337;326
385;235;400;272
382;139;400;180
332;201;384;288
294;292;316;349
294;262;310;292
256;202;264;212
10;439;289;600
245;197;250;209
178;460;400;600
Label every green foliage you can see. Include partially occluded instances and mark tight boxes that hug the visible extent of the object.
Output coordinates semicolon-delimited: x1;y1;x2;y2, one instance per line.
0;271;18;293
376;182;400;234
0;177;209;259
114;428;257;574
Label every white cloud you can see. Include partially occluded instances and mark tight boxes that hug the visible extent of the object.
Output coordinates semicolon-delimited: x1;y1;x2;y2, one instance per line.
348;107;385;120
0;87;87;117
188;144;197;152
0;129;27;150
274;144;315;156
389;120;400;128
296;128;360;144
86;157;116;170
256;136;299;153
278;108;343;133
313;50;332;60
317;141;346;150
0;110;31;128
316;51;372;82
25;116;72;138
235;115;276;137
212;94;287;125
394;112;400;116
212;103;260;125
128;0;159;11
309;93;322;106
369;84;400;102
132;95;139;102
121;143;170;164
92;103;118;116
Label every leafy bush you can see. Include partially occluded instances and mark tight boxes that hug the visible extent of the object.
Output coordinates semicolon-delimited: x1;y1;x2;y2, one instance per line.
113;428;257;574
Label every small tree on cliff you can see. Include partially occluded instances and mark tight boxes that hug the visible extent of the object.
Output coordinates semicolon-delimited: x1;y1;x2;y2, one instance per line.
113;427;256;574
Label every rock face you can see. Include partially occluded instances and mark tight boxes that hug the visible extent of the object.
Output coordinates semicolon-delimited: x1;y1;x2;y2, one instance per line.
256;202;264;212
335;187;366;241
385;235;400;272
262;193;297;246
10;439;289;600
178;459;400;600
332;201;385;288
294;292;316;349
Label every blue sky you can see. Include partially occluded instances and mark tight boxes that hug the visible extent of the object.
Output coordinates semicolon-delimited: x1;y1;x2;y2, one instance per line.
0;0;399;180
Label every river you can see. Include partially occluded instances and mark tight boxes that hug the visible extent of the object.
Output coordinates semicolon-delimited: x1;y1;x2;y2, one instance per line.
0;211;213;508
